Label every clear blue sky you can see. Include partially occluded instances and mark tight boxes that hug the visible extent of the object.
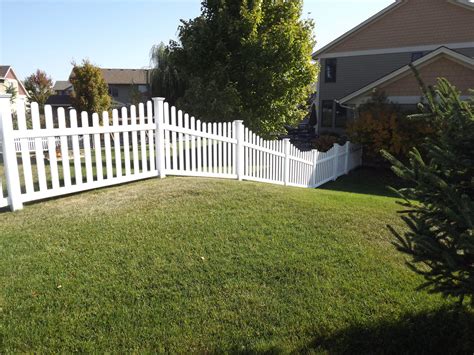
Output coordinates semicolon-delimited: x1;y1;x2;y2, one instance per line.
0;0;394;82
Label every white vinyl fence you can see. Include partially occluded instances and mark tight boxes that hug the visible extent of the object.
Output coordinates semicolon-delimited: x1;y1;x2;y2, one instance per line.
0;95;362;211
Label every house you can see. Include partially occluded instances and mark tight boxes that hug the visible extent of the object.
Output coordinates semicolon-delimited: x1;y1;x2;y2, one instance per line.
99;68;151;107
0;65;28;106
52;68;152;107
312;0;474;134
53;80;73;96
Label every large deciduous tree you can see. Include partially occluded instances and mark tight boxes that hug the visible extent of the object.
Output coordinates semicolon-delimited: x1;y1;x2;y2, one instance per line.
169;0;317;137
69;60;111;117
24;69;53;109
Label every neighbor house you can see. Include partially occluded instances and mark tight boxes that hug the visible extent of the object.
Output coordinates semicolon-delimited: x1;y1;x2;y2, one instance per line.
99;68;151;107
312;0;474;134
0;65;28;106
48;68;152;117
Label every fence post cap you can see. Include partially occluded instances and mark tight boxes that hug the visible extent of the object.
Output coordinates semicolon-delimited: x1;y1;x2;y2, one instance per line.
233;120;244;124
151;97;166;102
282;138;291;142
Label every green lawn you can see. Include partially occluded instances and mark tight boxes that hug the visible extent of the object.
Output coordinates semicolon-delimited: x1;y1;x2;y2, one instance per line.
0;169;472;353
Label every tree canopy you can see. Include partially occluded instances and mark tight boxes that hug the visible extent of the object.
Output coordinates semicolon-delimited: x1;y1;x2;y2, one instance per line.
150;43;185;106
166;0;317;137
23;69;53;108
69;60;111;117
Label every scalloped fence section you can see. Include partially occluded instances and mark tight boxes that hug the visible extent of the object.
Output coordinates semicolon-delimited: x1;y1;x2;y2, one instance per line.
0;96;362;211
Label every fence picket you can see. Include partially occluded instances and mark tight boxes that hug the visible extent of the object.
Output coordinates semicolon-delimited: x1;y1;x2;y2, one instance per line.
147;101;155;172
92;113;103;181
129;105;138;174
178;110;184;171
207;122;213;173
31;103;48;191
164;103;171;172
122;107;131;176
57;108;71;188
103;112;113;179
81;112;93;183
16;99;34;193
113;109;122;178
184;113;190;171
45;105;60;189
170;106;177;171
190;117;196;172
196;120;202;172
202;123;208;172
69;110;82;185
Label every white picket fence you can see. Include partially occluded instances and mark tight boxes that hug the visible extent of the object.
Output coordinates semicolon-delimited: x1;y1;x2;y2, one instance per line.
0;95;362;211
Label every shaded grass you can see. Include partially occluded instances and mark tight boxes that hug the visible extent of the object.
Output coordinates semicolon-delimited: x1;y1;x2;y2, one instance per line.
0;170;471;352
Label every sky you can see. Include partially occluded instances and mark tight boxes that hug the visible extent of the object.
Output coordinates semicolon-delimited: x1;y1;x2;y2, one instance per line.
0;0;394;82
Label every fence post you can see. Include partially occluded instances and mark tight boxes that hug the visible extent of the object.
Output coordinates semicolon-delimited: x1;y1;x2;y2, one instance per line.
0;95;23;211
344;142;350;174
332;144;339;181
233;120;244;181
283;138;290;186
153;97;166;178
310;149;318;187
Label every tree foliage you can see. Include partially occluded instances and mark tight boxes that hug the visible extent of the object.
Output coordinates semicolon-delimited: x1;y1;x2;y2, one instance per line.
23;69;53;108
169;0;317;137
150;43;185;106
5;83;17;104
383;78;474;306
347;90;434;165
69;60;111;117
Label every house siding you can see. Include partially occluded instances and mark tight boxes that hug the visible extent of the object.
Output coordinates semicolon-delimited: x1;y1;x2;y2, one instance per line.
3;69;27;96
327;0;474;54
316;46;474;133
380;56;474;95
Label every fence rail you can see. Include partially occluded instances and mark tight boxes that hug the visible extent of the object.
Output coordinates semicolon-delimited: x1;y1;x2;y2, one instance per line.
0;95;362;211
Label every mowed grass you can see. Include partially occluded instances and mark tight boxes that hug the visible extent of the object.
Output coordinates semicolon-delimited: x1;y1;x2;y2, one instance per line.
0;169;472;353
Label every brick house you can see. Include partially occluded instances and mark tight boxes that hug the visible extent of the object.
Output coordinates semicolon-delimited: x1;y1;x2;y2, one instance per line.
312;0;474;134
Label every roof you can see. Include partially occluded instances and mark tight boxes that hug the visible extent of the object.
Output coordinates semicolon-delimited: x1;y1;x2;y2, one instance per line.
0;65;10;78
45;95;73;106
53;80;72;91
338;47;474;104
312;0;474;59
99;68;150;85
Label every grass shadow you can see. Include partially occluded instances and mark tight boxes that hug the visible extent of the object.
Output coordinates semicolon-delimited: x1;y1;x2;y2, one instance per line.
320;167;406;198
301;306;474;354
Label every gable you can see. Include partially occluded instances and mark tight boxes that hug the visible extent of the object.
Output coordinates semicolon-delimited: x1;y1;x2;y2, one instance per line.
4;67;27;96
380;55;474;96
322;0;474;55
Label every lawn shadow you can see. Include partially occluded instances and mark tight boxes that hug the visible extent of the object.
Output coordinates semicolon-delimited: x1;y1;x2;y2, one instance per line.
320;167;406;199
301;306;474;355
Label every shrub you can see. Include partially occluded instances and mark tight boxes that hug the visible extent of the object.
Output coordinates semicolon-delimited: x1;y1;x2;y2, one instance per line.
383;78;474;306
311;133;343;152
347;90;433;165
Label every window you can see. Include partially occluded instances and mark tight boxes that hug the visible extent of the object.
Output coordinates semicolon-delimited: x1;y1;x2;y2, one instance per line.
325;58;337;83
108;86;119;97
321;100;334;128
411;52;424;62
335;103;348;128
138;85;148;93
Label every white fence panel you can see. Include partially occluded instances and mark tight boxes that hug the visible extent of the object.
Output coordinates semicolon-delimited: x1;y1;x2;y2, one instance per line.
0;95;362;211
